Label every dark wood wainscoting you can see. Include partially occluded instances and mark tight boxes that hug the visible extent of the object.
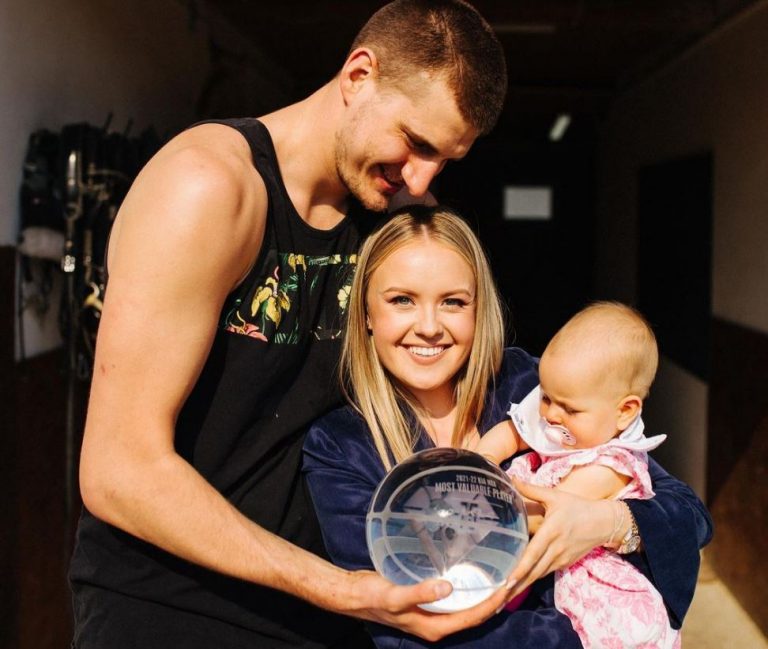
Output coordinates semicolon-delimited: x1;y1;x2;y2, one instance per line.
1;245;18;649
707;316;768;636
2;245;86;649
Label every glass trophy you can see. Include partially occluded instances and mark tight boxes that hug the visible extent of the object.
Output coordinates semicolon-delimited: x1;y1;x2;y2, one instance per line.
366;448;528;612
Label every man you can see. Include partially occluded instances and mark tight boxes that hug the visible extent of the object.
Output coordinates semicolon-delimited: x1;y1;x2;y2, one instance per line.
70;1;511;647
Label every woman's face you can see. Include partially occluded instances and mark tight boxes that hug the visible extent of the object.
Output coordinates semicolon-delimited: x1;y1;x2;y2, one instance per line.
365;238;477;408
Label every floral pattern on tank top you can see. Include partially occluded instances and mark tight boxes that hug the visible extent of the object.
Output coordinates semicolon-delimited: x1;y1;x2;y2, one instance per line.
222;252;357;343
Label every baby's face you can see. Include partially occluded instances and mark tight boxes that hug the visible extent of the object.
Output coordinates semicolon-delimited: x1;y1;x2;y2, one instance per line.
538;349;625;449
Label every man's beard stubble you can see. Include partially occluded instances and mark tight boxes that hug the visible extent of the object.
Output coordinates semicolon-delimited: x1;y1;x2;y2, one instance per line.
333;113;389;214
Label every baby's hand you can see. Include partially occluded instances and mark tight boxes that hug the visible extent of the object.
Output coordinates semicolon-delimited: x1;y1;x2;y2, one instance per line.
476;420;518;464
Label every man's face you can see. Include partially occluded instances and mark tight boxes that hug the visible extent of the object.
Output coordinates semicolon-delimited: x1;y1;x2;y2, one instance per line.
335;76;477;212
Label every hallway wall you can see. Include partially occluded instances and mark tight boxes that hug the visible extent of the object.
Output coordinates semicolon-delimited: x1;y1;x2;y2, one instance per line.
0;2;209;647
594;0;768;634
0;0;209;358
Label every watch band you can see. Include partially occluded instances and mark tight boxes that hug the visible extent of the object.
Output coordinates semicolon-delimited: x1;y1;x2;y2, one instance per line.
617;501;641;555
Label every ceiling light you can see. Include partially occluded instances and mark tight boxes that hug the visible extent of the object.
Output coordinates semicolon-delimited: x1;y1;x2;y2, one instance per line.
549;113;571;141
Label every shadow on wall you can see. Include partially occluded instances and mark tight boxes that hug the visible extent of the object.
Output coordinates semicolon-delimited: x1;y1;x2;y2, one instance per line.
706;317;768;636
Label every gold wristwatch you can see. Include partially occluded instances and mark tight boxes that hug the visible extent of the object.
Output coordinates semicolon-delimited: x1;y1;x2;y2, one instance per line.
616;502;640;555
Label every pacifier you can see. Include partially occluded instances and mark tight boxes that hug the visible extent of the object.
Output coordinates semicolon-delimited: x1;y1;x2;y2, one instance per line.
543;422;577;447
509;388;588;455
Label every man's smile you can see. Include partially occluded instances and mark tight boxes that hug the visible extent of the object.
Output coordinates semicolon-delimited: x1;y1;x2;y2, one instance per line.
378;165;404;193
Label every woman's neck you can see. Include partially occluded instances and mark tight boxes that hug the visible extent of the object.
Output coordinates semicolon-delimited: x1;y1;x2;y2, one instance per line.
409;386;474;448
406;385;450;445
420;409;456;447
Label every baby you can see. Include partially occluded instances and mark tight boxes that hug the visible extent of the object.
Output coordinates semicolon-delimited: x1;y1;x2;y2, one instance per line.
477;301;680;648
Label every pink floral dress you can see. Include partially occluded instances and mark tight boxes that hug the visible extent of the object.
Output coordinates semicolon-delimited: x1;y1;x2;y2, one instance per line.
508;445;681;648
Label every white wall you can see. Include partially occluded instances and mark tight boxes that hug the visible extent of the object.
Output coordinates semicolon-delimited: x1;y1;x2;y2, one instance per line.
1;0;210;356
595;0;768;497
0;0;211;245
644;360;709;496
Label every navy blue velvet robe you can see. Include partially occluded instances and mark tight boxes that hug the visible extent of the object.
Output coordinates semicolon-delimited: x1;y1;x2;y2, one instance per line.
303;348;712;648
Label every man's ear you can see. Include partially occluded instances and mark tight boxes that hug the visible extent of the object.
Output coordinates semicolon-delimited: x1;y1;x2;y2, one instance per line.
339;47;378;104
616;395;642;431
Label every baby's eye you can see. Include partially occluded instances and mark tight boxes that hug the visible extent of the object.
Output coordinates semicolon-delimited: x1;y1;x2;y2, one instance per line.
541;394;551;405
564;407;579;415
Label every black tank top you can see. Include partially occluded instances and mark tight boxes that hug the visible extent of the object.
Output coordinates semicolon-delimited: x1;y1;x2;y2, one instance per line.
70;118;379;646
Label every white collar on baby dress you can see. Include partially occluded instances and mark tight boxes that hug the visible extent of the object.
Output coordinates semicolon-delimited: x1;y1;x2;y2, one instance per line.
508;386;667;457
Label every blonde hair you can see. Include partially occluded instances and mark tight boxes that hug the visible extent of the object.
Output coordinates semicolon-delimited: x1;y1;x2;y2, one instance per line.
341;205;504;470
546;301;659;398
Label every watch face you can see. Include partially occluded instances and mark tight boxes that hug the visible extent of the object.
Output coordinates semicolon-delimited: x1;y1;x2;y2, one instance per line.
620;535;640;555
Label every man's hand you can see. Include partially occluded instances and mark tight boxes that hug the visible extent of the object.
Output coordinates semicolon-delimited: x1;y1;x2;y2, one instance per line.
505;479;615;598
341;570;510;642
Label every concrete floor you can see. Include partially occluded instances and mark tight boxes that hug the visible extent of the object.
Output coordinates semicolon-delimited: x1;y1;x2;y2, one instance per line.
681;557;767;648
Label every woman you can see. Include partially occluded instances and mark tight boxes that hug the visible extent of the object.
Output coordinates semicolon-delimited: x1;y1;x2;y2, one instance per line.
303;206;711;648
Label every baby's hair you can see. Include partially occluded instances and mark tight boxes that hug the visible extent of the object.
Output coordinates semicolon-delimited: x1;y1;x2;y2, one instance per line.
546;301;659;398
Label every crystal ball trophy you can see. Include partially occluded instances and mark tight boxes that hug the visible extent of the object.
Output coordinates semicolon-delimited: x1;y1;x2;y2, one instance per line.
366;448;528;613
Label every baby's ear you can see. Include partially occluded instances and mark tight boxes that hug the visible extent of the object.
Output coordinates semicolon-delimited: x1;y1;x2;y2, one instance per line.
616;395;642;431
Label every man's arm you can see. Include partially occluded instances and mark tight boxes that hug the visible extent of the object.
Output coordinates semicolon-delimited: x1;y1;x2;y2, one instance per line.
78;124;507;641
79;123;285;582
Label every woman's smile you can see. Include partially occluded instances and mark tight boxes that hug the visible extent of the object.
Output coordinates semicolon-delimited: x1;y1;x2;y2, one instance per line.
406;345;447;358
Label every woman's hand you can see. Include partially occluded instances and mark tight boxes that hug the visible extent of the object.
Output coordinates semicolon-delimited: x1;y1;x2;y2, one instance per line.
505;479;616;598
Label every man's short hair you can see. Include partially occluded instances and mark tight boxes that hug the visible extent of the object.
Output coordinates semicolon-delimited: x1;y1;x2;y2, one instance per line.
350;0;507;135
